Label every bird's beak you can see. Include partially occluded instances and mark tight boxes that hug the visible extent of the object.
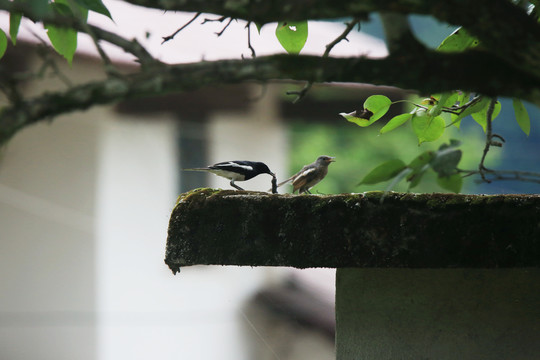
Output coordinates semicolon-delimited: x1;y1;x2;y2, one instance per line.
329;157;336;162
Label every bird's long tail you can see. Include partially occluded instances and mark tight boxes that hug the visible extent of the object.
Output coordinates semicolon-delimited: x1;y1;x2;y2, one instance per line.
183;167;209;172
277;177;293;187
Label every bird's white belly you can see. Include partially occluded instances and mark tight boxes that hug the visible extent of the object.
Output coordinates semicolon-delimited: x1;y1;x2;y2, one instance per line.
210;169;246;181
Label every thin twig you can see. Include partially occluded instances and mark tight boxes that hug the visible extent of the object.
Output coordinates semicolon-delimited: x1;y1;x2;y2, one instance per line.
47;53;74;86
215;17;235;36
323;17;360;57
459;168;540;178
458;168;540;185
30;31;73;87
286;82;313;104
478;173;540;185
90;25;158;67
162;12;201;44
201;15;227;25
246;22;256;57
444;94;483;127
288;18;361;103
478;98;498;182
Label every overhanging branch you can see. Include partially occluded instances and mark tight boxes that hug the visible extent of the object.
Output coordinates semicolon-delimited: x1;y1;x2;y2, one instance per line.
1;51;539;144
123;0;540;75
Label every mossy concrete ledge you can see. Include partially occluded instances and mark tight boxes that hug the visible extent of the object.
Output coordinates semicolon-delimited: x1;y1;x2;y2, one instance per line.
165;188;540;273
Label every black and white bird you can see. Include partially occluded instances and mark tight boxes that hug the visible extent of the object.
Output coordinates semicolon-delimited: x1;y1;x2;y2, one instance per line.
184;160;276;191
277;155;335;194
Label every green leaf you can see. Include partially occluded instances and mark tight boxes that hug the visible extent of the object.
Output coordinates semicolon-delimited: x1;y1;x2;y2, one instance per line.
10;12;22;45
46;24;77;64
73;0;112;19
275;21;308;54
408;151;436;171
0;29;7;60
430;147;462;177
45;0;88;64
428;93;451;117
380;113;413;134
450;92;470;128
431;91;459;111
437;27;479;52
359;159;407;185
411;114;445;144
437;174;463;193
406;151;435;188
25;0;50;17
512;99;530;136
456;92;470;106
442;92;459;108
255;23;263;34
451;96;489;128
339;109;376;127
472;100;501;132
364;95;391;122
407;169;426;189
340;95;391;127
46;23;78;64
57;0;89;21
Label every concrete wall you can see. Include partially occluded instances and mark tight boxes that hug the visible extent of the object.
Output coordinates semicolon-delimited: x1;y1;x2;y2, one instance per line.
0;111;99;360
336;268;540;360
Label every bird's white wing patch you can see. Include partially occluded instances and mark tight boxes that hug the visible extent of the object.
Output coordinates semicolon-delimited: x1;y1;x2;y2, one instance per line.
298;167;316;178
219;162;253;171
292;167;316;186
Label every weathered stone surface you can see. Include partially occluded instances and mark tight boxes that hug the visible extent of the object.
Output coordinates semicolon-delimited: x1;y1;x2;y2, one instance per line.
165;188;540;273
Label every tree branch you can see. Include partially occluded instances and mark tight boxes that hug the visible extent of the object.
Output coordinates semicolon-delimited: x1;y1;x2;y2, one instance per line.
1;51;539;144
287;17;361;103
123;0;540;77
459;169;540;185
380;12;423;54
478;98;498;182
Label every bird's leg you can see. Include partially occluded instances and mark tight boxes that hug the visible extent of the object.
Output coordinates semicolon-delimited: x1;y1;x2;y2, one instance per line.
230;180;244;190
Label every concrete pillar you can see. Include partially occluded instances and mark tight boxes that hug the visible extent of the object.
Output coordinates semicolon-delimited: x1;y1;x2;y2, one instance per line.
336;268;540;360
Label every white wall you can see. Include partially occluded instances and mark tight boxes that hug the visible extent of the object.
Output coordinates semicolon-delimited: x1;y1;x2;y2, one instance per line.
0;113;99;360
95;108;290;359
208;85;289;192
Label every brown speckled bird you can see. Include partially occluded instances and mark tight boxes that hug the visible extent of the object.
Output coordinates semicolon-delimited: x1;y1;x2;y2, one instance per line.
277;155;335;194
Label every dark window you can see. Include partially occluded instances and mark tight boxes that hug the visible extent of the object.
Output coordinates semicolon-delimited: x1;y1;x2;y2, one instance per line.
178;120;209;192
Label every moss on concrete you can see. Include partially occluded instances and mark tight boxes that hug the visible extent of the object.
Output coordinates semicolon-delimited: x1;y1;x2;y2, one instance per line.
165;189;540;273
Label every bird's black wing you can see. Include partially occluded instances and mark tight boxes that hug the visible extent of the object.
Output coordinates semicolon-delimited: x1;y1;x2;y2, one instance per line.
207;161;260;180
209;161;255;173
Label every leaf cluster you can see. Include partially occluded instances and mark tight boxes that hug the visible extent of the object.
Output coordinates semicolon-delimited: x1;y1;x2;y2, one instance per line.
3;0;112;63
359;140;463;193
340;26;532;193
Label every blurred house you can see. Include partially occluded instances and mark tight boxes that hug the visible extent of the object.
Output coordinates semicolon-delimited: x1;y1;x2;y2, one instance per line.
0;4;389;359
